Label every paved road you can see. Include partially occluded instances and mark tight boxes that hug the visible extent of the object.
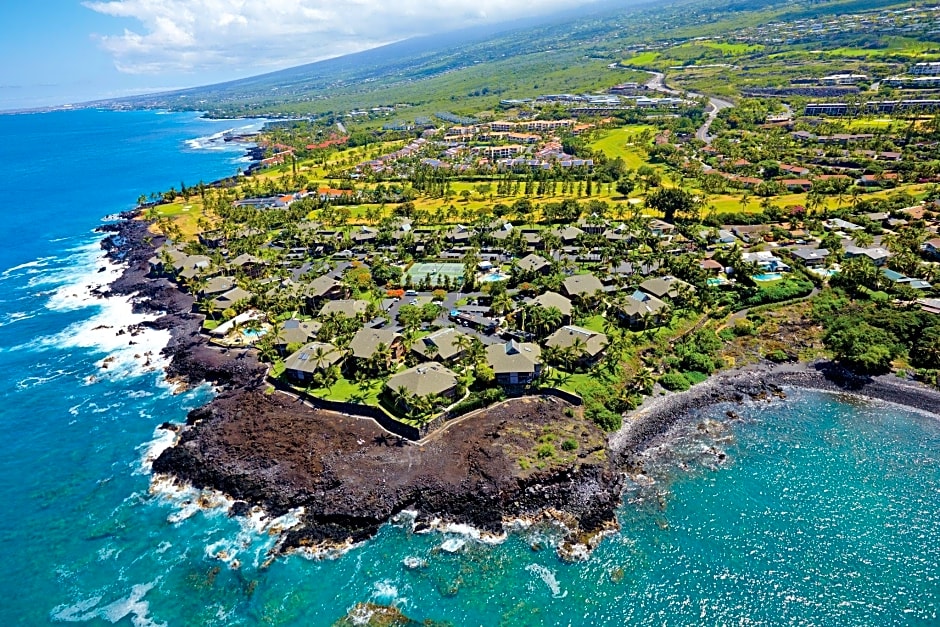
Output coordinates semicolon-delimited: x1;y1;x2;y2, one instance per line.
642;70;733;144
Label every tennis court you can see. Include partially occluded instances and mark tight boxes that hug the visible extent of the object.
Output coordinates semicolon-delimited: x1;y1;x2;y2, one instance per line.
406;262;465;282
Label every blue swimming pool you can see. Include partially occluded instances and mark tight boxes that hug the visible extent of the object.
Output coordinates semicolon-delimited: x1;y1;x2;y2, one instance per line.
752;272;784;282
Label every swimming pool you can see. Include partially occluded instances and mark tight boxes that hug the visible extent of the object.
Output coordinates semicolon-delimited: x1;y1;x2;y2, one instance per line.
752;272;784;282
479;271;510;283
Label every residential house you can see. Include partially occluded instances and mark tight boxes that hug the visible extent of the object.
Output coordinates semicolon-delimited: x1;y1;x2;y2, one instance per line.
781;179;813;192
200;275;236;298
304;274;344;308
446;225;476;244
545;325;608;366
385;363;459;410
742;251;791;272
730;224;770;244
925;237;940;260
549;225;584;245
411;327;467;363
348;327;402;368
486;341;542;385
648;219;675;238
283;342;345;384
516;253;552;275
531;291;573;324
274;319;322;356
638;275;695;300
790;248;830;268
230;253;267;278
561;273;604;299
321;299;371;320
844;245;891;266
211;286;254;311
825;218;863;232
616;291;668;329
882;268;932;290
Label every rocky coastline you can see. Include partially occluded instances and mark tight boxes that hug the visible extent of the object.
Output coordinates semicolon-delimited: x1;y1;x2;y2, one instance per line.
611;360;940;467
97;213;623;558
97;213;940;561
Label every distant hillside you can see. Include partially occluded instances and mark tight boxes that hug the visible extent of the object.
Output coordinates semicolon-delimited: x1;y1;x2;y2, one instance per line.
94;0;910;118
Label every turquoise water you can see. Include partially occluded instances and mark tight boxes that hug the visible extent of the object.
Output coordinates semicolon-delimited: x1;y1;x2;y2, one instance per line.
0;111;938;626
752;272;785;282
480;271;510;283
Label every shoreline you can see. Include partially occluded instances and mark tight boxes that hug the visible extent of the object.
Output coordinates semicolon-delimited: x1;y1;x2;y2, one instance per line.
99;213;623;560
98;213;940;563
611;359;940;462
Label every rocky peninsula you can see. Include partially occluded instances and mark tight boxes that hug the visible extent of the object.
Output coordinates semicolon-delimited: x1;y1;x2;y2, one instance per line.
98;213;940;560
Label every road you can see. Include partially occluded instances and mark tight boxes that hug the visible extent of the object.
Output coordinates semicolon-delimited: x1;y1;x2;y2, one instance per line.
642;70;733;144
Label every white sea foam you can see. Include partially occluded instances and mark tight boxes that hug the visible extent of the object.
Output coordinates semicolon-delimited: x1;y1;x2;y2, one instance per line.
370;580;401;604
0;311;37;327
0;256;55;279
20;245;175;380
526;563;567;598
50;581;165;627
135;426;180;475
149;471;304;568
439;538;465;553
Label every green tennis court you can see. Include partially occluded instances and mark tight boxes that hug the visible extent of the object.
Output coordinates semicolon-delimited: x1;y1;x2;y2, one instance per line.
406;262;465;282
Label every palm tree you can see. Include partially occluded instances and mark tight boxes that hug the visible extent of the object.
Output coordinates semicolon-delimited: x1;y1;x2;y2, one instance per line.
491;292;514;316
631;367;656;394
852;231;874;248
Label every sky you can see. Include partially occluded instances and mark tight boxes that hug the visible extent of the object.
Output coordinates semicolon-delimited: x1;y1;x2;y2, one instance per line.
0;0;601;111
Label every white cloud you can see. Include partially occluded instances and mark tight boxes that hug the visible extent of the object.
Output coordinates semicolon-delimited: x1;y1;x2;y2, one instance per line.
83;0;598;75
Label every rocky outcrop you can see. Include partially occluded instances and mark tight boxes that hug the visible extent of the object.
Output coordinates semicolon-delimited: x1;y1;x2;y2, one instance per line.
152;391;621;554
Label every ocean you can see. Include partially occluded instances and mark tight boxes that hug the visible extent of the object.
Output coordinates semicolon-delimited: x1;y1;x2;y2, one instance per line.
0;110;938;626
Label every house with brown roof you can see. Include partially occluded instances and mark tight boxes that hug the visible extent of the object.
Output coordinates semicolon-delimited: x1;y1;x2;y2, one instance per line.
545;325;608;366
531;291;573;323
274;318;322;356
411;327;467;363
515;253;552;275
486;341;542;385
284;342;345;384
385;363;459;411
561;273;604;299
348;327;402;368
319;299;371;319
639;276;694;300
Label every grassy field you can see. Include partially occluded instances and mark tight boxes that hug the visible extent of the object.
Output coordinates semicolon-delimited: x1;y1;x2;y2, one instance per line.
589;126;658;169
701;42;764;55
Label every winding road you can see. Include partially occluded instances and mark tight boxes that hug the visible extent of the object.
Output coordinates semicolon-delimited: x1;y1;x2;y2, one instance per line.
642;70;733;144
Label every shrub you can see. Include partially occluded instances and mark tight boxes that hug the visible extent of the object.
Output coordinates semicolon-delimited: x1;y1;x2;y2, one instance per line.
536;443;556;459
659;372;691;391
561;438;578;451
586;405;622;431
765;349;790;363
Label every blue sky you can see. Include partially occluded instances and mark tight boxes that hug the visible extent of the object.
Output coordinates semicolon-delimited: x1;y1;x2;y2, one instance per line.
0;0;600;111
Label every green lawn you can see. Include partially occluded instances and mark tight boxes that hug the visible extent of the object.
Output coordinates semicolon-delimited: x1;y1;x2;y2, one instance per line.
577;314;609;334
307;375;383;405
701;41;764;55
590;126;657;169
543;368;595;396
622;51;660;67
